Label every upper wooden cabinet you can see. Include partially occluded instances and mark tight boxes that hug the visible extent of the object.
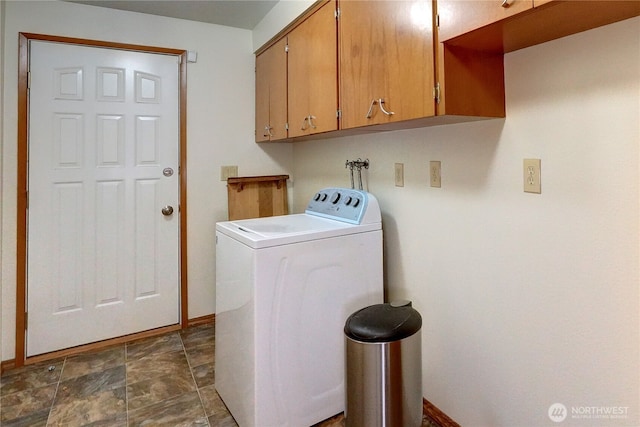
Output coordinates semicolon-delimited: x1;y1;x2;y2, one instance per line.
439;0;640;53
437;0;533;43
255;0;639;141
255;37;288;142
338;0;436;129
287;0;338;138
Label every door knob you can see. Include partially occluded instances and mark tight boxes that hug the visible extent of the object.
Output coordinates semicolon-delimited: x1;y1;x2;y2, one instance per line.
161;205;174;216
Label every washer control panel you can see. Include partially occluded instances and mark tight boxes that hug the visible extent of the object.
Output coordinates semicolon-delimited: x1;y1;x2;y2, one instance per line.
305;188;371;224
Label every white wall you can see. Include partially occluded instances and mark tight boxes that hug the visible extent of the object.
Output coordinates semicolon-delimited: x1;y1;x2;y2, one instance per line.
289;17;639;427
0;0;293;361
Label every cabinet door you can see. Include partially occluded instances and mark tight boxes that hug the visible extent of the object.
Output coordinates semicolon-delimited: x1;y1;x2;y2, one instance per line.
339;0;435;130
437;0;533;42
255;37;288;142
255;48;270;142
288;0;338;138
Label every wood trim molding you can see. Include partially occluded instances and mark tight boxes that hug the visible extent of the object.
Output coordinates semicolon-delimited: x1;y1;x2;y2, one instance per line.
18;33;186;55
2;317;214;374
179;50;189;329
1;359;17;375
25;325;182;366
15;32;29;373
14;32;189;368
423;398;461;427
187;314;215;327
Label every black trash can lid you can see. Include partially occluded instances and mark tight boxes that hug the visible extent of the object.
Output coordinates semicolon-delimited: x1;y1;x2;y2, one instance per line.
344;302;422;343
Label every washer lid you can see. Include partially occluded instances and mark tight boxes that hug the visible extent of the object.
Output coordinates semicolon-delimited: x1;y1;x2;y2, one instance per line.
216;213;380;249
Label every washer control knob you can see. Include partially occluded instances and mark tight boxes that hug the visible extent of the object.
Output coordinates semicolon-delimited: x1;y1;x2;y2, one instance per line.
314;193;322;201
352;198;360;207
321;193;328;202
330;193;341;204
345;196;353;206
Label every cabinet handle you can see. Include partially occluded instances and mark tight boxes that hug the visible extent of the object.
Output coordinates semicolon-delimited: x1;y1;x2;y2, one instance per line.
301;115;318;130
263;125;273;138
366;99;395;118
501;0;512;8
366;99;377;119
378;99;395;116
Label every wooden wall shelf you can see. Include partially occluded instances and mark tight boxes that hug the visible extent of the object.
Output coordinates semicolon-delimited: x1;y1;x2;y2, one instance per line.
226;175;289;220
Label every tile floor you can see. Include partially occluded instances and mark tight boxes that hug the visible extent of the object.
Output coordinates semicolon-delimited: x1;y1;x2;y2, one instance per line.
1;323;439;426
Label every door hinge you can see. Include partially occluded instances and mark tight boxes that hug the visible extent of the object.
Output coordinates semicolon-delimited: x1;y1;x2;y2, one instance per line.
336;109;341;118
436;14;440;28
25;190;29;210
27;71;32;89
285;43;289;53
433;82;441;104
25;312;28;330
285;122;289;130
335;8;340;19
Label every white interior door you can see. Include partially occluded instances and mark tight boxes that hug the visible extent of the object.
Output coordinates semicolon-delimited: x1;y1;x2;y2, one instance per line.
27;41;180;357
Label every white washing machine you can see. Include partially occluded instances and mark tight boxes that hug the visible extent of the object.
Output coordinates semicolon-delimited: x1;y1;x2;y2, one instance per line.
215;187;383;427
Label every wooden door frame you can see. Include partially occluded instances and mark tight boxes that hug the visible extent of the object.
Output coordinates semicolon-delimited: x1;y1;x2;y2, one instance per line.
15;32;189;367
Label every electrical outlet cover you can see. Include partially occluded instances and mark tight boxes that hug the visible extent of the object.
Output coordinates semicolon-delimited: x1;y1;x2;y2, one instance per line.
430;161;441;188
523;159;541;194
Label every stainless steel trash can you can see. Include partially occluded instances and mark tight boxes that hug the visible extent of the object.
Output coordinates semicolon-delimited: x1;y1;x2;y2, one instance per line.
344;301;422;427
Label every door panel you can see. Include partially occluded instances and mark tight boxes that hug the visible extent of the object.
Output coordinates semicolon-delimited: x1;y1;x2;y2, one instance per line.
255;37;288;142
339;0;435;129
287;0;338;138
27;41;180;356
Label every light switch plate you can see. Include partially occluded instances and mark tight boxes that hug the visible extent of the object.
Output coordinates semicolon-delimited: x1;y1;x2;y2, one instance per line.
395;163;404;187
523;159;541;194
221;165;238;181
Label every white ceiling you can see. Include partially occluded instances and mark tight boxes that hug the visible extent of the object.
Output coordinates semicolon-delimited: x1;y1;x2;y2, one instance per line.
66;0;279;30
